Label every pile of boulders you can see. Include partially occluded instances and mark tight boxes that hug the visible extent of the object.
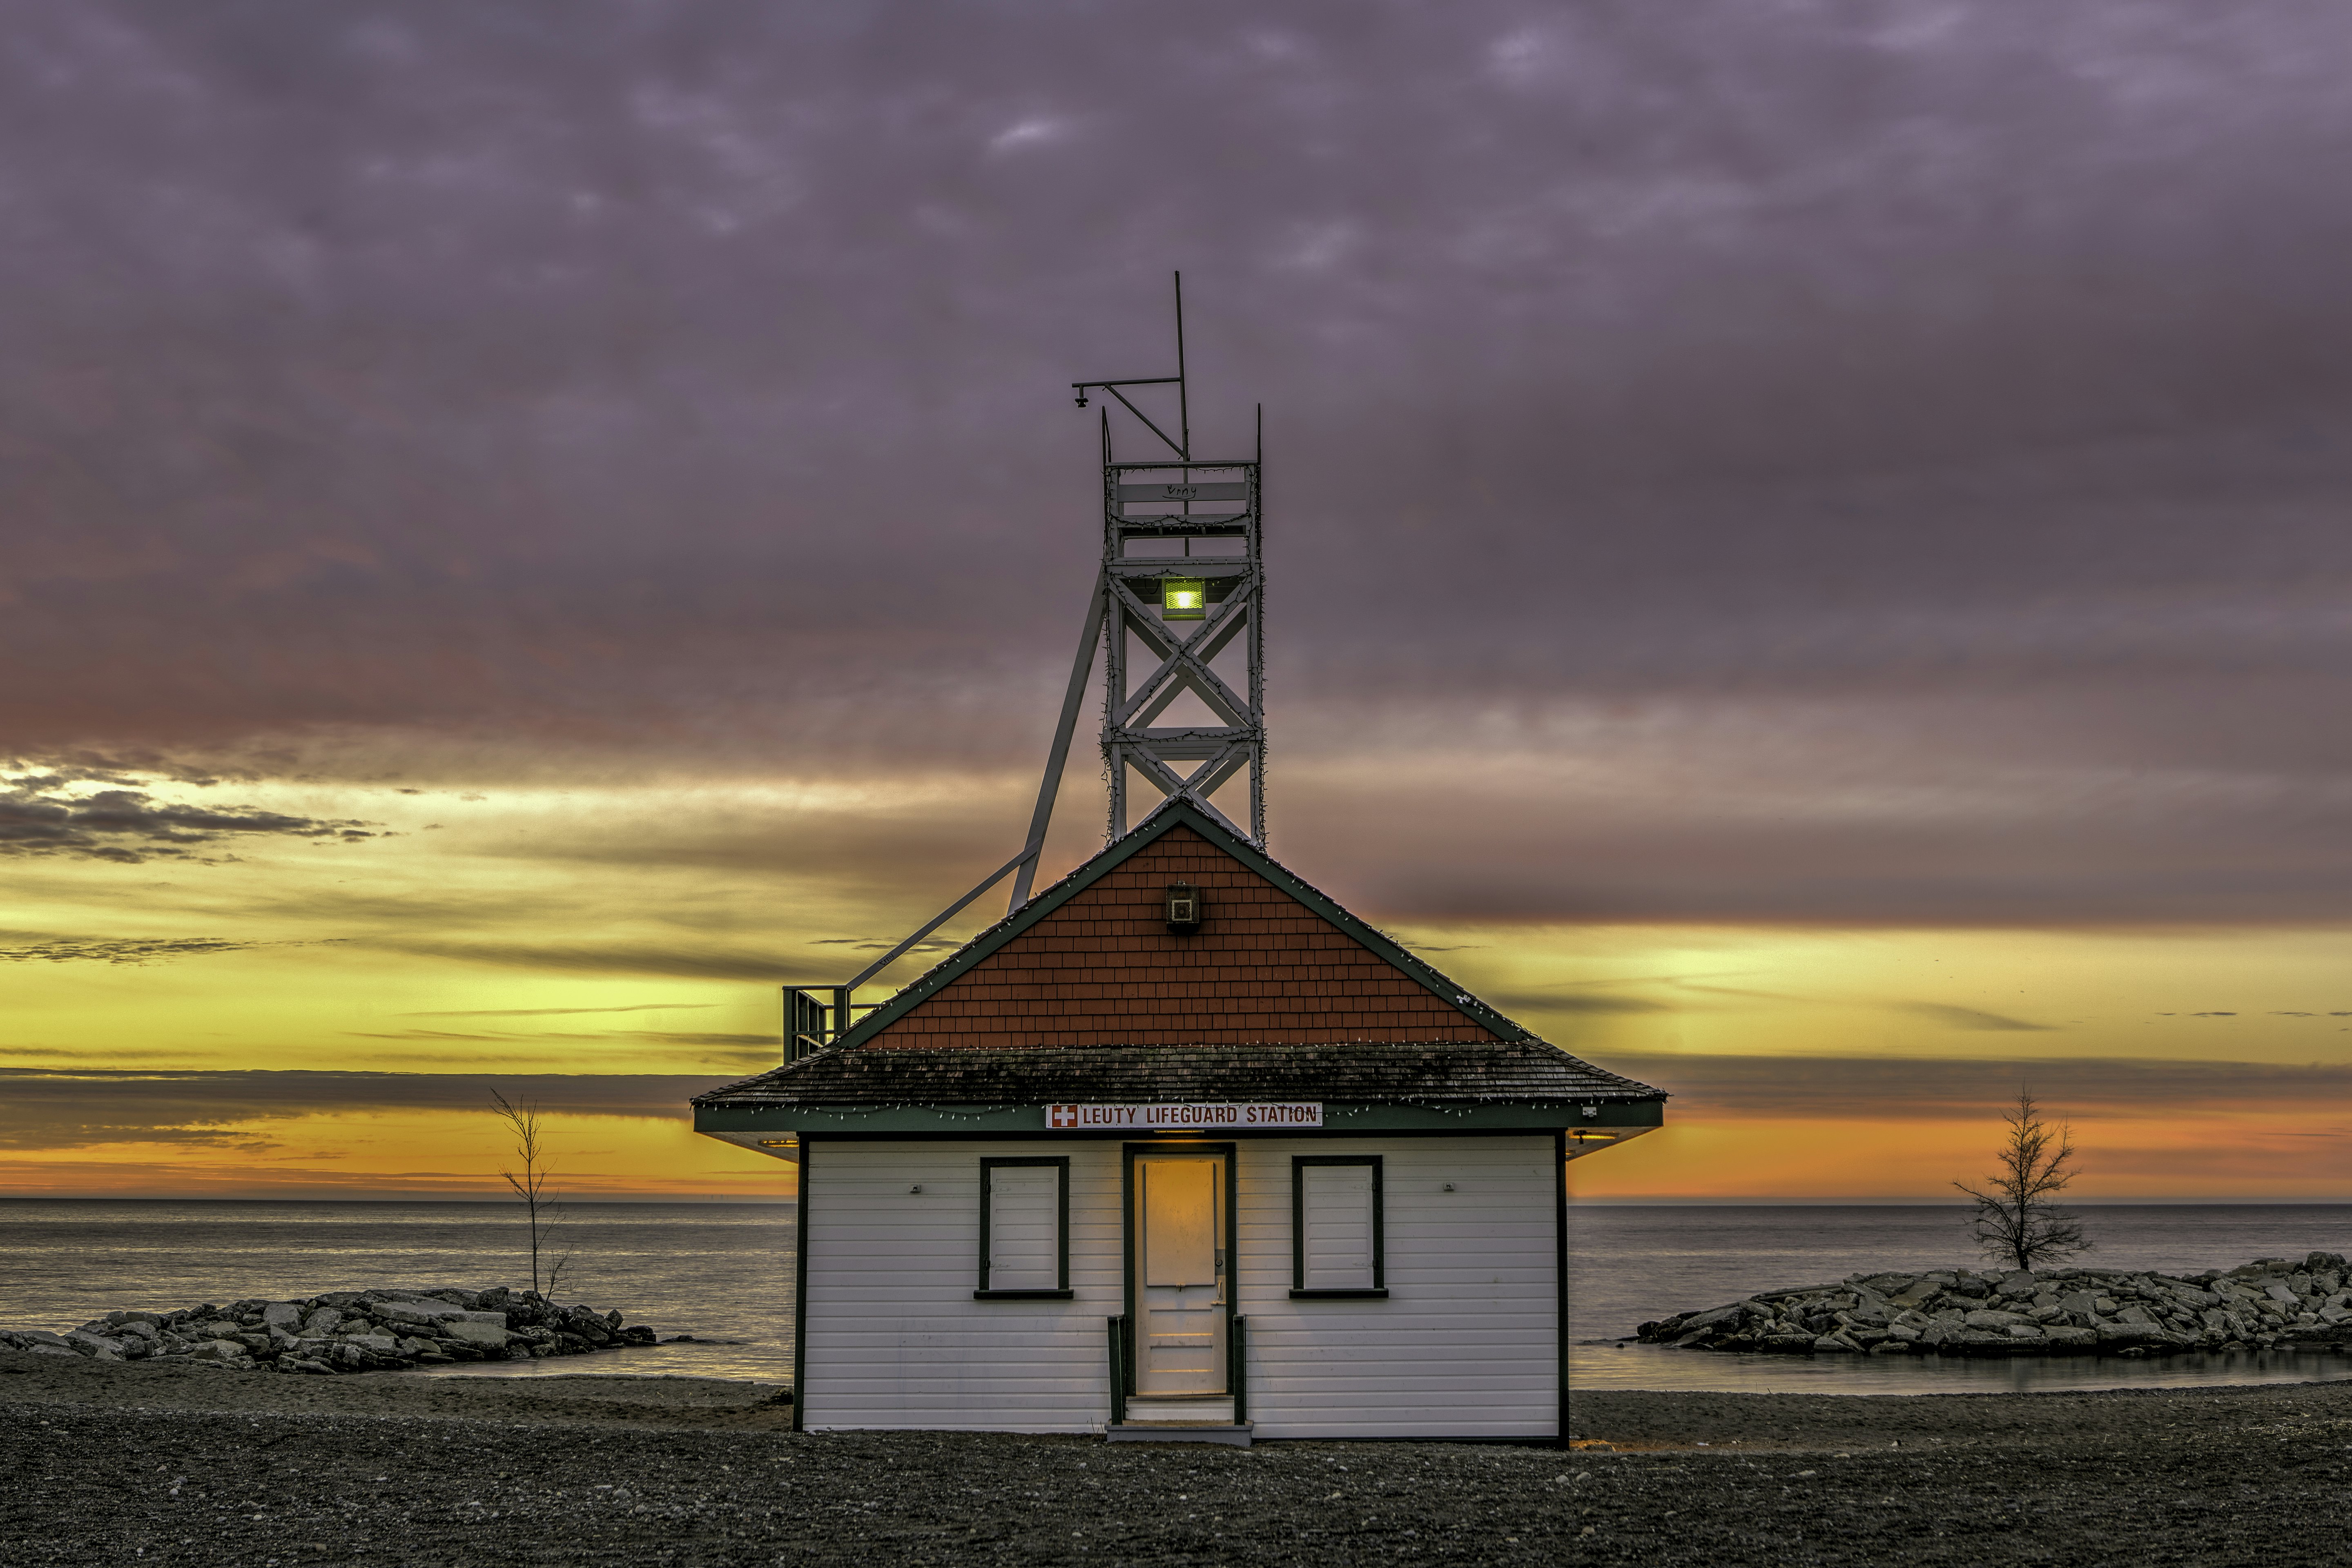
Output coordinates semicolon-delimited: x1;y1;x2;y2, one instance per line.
0;1285;658;1374
1635;1252;2352;1359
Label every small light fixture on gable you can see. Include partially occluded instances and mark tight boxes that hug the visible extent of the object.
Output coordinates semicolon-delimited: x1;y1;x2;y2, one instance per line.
1165;881;1202;934
1160;577;1207;620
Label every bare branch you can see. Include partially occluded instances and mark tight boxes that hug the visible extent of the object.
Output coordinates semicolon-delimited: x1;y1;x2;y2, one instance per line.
490;1087;563;1296
1955;1087;2091;1271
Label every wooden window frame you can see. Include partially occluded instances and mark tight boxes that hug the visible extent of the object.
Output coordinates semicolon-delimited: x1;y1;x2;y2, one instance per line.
975;1156;1073;1300
1290;1154;1388;1299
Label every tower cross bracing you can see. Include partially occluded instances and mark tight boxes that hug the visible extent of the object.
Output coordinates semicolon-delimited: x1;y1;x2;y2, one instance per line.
1100;458;1264;846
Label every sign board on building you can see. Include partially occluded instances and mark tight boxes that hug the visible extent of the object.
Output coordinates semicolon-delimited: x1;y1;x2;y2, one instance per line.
1046;1103;1323;1131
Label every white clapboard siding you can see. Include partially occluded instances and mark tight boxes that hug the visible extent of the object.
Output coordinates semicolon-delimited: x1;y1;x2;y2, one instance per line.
802;1140;1117;1432
1299;1163;1376;1290
986;1166;1059;1291
1237;1136;1558;1440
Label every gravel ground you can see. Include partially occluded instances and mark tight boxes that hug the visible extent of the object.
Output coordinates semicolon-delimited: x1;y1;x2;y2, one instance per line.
8;1350;2352;1566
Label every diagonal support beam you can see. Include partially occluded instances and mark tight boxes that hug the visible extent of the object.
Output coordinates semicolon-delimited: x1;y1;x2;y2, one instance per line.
1007;572;1108;910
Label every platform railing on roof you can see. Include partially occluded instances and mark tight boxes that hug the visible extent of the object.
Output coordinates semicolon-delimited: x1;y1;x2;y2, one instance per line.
783;987;869;1064
778;829;1059;1064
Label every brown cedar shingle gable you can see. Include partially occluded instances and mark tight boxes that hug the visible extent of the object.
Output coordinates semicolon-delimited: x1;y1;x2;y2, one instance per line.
864;824;1499;1048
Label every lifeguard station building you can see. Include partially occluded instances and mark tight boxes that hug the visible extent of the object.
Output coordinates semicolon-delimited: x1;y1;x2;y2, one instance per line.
694;801;1665;1442
692;292;1665;1442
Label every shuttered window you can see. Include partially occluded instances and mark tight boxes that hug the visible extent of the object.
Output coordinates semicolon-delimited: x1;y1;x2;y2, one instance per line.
1292;1156;1387;1298
976;1158;1071;1298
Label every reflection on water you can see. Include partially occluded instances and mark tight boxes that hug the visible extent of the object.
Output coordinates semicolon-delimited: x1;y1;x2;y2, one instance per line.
11;1198;2352;1396
416;1341;792;1383
1568;1203;2352;1394
0;1198;797;1373
1570;1338;2352;1395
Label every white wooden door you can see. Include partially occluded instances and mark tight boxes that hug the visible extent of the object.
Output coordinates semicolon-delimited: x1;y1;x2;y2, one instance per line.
1133;1154;1226;1394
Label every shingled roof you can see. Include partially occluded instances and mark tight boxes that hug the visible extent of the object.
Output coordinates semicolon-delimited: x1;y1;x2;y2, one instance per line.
713;798;1668;1113
826;799;1536;1050
694;1039;1664;1110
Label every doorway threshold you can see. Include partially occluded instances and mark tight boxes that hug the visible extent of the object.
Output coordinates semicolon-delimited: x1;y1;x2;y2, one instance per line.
1107;1421;1254;1448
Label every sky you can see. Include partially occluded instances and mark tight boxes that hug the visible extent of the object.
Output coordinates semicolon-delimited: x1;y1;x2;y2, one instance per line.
9;0;2352;1203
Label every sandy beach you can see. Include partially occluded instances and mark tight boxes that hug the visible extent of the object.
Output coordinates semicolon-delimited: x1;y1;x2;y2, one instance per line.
7;1350;2348;1565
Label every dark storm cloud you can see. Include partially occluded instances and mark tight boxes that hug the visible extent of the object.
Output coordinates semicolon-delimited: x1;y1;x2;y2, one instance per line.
0;1070;731;1152
1598;1052;2352;1122
399;1003;719;1018
1889;1002;2055;1033
0;935;257;964
343;1028;774;1048
375;938;822;984
7;2;2352;923
0;775;375;863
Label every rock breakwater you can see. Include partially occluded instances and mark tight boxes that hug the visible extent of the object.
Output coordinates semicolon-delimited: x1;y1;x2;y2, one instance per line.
0;1285;657;1374
1636;1252;2352;1358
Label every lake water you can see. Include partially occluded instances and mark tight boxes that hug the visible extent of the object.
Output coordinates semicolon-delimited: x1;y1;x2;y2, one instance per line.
6;1199;2350;1396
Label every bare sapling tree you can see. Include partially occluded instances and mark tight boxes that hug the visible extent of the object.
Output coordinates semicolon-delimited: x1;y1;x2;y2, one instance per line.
490;1088;571;1297
1955;1089;2091;1271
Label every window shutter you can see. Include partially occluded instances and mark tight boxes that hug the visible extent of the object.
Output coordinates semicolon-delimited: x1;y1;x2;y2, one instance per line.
1300;1163;1377;1290
986;1166;1060;1291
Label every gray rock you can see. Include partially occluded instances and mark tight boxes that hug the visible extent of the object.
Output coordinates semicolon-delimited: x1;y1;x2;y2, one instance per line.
64;1330;127;1358
187;1340;247;1363
2098;1322;2168;1345
301;1308;342;1336
1962;1308;2034;1331
372;1300;509;1347
261;1303;303;1330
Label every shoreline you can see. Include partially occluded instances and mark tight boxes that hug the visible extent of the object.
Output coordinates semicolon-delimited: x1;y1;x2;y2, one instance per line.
1634;1252;2352;1361
10;1350;2352;1564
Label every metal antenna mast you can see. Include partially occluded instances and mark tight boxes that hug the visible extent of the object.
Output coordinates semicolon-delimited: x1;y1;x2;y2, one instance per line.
782;275;1262;1061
